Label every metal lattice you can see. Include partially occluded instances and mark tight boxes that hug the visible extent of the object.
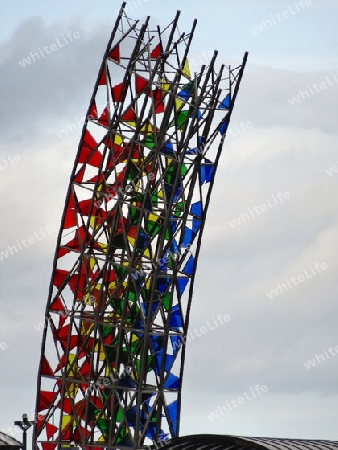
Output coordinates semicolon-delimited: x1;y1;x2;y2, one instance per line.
33;4;247;450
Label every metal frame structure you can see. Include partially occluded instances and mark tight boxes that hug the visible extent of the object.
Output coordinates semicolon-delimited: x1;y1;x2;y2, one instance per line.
33;4;248;450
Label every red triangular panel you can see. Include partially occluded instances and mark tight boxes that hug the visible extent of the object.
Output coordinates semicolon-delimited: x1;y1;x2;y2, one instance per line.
151;89;165;113
74;165;86;183
98;69;106;85
112;82;128;102
89;101;98;119
53;269;69;289
58;313;67;328
35;414;45;433
135;75;148;94
79;360;91;377
121;107;137;122
98;106;109;127
73;425;91;441
63;208;77;229
41;443;57;450
57;247;69;259
67;191;75;209
78;146;103;168
50;297;65;312
45;423;58;440
150;43;162;59
41;356;54;377
38;391;57;412
82;130;98;151
109;45;120;62
61;398;73;415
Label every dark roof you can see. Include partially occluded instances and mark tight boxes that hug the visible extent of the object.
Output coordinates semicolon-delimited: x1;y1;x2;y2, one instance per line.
0;432;21;448
151;435;338;450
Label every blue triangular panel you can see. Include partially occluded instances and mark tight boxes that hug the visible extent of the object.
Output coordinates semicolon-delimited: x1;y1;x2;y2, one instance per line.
219;94;230;109
191;201;202;217
182;227;194;246
192;217;201;233
161;141;174;155
157;277;171;294
164;373;180;389
170;335;181;355
167;400;178;436
200;159;214;184
178;89;190;100
183;255;194;275
177;278;189;297
170;304;182;328
219;120;227;135
165;354;174;372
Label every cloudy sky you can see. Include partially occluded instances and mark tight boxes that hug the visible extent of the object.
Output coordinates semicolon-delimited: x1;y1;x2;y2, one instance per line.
1;0;338;444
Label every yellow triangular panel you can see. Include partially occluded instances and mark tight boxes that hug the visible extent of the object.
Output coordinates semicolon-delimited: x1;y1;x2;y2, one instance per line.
148;213;160;223
140;121;153;134
161;77;171;92
175;98;183;110
113;134;123;146
98;242;108;252
143;248;151;259
61;415;73;431
94;343;106;361
126;121;137;128
183;59;191;79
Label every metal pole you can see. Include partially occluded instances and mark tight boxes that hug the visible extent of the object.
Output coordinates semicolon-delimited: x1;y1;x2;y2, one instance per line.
23;430;27;450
